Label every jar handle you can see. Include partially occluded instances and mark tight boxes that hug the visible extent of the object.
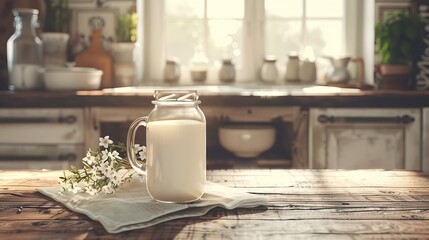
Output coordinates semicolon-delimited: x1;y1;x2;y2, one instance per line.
127;116;148;175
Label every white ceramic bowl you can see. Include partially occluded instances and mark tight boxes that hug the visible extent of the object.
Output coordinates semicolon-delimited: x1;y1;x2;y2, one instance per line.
40;67;103;90
219;124;276;158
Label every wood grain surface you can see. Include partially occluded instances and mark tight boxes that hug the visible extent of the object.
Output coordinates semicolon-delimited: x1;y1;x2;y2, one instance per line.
0;169;428;239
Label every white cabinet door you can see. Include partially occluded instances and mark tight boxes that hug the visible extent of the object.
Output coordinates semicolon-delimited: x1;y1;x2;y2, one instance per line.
0;108;84;144
310;108;421;170
0;108;86;170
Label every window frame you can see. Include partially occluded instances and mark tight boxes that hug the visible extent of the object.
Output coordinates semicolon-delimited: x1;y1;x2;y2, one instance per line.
140;0;361;84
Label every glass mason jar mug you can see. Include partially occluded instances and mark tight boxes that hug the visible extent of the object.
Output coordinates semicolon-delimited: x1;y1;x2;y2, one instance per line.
127;90;206;203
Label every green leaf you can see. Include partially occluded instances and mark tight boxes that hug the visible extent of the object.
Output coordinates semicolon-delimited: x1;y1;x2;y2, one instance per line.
406;27;417;41
375;12;425;64
381;41;389;53
383;52;391;64
400;43;411;61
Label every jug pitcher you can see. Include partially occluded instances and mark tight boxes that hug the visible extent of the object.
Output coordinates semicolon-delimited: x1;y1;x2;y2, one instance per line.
127;90;206;203
324;56;364;84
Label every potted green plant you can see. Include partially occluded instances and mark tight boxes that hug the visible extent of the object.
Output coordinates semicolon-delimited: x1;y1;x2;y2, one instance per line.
375;12;426;89
117;13;137;43
41;0;71;66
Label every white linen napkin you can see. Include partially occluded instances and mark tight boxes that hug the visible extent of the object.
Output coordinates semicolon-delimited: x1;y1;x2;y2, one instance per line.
38;175;268;233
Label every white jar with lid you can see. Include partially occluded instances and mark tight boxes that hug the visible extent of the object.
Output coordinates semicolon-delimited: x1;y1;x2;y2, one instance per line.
164;57;180;83
260;56;278;83
300;61;317;83
219;59;235;83
285;52;300;82
299;46;317;83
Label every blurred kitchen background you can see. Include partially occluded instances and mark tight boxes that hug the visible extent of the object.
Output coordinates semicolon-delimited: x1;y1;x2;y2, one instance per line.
1;0;428;171
0;0;398;89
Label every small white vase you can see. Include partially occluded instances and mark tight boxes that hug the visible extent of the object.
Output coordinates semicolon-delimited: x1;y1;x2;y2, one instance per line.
299;60;317;83
164;58;181;83
111;42;137;87
219;59;235;83
260;56;279;83
285;53;300;82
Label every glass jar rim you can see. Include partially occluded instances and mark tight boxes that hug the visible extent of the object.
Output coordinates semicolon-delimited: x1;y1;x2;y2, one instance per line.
153;90;201;104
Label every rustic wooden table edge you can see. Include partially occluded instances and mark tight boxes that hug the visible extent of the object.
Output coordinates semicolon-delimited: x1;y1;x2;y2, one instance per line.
1;169;429;239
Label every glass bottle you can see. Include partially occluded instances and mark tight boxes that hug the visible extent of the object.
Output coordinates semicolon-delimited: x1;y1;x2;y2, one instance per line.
260;55;279;83
127;90;206;203
189;45;209;83
299;46;317;83
219;59;235;83
7;8;44;90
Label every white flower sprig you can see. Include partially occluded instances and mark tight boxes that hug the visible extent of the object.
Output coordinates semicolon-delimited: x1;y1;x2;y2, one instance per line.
58;136;146;195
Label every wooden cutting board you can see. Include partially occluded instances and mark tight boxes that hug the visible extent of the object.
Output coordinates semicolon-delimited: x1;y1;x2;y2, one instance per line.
74;28;113;88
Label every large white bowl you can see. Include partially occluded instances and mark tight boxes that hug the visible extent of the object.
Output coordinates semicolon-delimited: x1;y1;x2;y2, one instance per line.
40;67;103;90
219;124;276;158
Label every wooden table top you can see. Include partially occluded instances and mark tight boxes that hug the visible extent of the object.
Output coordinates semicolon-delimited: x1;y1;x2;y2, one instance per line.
1;169;429;239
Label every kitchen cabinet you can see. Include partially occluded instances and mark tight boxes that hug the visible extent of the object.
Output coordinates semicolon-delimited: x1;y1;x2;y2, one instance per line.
309;108;421;170
87;106;307;169
1;99;426;171
203;106;305;169
85;107;152;151
0;108;86;170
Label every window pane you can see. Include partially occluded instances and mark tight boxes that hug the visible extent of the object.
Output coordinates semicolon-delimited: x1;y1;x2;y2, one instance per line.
208;20;242;66
164;21;204;65
165;0;204;18
265;0;303;18
306;20;344;57
265;20;302;60
207;0;244;19
306;0;344;18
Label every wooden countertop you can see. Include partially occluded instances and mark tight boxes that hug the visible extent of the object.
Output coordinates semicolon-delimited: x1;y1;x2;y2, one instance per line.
2;87;429;108
1;169;429;239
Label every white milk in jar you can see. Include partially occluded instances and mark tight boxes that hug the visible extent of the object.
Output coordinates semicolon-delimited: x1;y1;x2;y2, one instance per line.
146;119;206;203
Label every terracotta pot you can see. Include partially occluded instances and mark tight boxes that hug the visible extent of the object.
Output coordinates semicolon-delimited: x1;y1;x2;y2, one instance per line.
379;64;412;90
380;64;412;75
380;74;410;90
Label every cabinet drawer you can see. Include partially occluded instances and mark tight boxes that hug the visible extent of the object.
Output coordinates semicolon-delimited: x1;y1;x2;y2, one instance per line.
310;108;421;170
0;108;84;144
